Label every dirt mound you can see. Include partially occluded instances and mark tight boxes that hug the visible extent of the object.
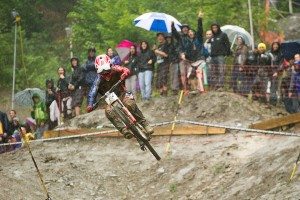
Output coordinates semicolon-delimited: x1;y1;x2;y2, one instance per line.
61;92;287;129
0;133;299;199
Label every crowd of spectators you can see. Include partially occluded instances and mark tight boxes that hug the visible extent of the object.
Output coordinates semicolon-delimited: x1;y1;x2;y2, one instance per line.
1;11;299;152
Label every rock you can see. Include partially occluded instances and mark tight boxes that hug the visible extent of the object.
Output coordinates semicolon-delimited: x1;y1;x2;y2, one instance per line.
87;158;94;162
157;167;165;174
66;182;74;187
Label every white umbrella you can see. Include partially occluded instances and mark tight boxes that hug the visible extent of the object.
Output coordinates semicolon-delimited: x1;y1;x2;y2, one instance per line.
134;12;181;33
221;25;253;47
14;88;45;107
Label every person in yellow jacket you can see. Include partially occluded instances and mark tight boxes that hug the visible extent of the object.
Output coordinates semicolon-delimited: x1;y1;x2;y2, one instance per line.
19;125;35;144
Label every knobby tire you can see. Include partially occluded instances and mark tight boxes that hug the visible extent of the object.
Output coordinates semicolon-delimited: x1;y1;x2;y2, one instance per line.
113;106;161;160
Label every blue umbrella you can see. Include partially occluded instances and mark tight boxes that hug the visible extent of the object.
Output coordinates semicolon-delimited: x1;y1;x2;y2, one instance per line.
134;12;181;33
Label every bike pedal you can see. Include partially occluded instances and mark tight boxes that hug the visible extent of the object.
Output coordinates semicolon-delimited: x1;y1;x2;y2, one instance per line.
140;144;147;151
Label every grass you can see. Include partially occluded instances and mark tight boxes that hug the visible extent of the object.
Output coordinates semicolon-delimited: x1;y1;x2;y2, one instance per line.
169;183;177;193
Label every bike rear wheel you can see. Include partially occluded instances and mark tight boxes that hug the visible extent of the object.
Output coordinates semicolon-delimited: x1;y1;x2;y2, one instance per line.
113;106;161;161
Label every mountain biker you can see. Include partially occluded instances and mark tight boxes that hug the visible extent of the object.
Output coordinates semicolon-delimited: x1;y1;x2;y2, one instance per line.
86;54;154;139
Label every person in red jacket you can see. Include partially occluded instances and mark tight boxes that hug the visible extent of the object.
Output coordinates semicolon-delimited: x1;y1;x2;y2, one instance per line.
86;54;153;139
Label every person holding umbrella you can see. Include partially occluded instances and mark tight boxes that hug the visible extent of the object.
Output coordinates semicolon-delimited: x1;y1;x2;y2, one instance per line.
154;32;170;96
31;93;48;139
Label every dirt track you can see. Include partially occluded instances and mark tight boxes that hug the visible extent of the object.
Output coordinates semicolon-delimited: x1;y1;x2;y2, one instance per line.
1;92;299;199
0;132;299;200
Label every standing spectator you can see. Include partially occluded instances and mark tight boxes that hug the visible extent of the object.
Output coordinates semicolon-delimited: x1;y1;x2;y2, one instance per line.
83;48;97;94
154;32;170;96
123;45;138;97
57;67;72;120
268;42;283;104
137;41;156;101
245;45;259;94
107;47;122;65
288;60;300;113
210;22;231;90
69;57;85;117
45;79;60;129
231;36;248;94
31;93;48;138
281;57;296;112
166;33;180;95
204;30;213;87
186;11;207;93
251;43;272;106
171;21;191;95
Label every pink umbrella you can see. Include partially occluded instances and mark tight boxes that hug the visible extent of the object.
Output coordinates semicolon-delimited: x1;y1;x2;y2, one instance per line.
116;40;135;61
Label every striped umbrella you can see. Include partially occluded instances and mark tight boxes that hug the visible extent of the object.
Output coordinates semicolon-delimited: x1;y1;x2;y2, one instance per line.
134;12;181;33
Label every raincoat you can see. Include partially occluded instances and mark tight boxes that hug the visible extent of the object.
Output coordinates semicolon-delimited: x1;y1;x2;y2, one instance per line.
31;93;48;125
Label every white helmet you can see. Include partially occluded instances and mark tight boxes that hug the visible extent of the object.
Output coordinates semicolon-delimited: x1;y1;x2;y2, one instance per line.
95;54;111;74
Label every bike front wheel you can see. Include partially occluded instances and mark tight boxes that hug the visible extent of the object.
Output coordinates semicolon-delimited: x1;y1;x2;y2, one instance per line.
113;106;161;161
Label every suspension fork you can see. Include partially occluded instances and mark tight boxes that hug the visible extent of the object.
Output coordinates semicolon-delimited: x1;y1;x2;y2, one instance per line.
114;99;137;124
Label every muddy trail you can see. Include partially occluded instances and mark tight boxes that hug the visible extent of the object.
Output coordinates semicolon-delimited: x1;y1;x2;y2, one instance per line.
0;133;299;200
1;92;299;200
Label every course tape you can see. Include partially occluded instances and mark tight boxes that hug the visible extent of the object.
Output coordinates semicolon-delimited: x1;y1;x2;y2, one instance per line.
0;120;299;147
178;120;300;137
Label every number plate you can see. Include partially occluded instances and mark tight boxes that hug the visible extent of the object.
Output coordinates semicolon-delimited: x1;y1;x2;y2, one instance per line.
105;92;119;105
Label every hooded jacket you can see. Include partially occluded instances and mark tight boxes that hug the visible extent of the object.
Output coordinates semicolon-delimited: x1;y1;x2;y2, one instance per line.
45;79;56;107
210;23;231;57
31;93;48;125
70;60;85;89
83;56;97;87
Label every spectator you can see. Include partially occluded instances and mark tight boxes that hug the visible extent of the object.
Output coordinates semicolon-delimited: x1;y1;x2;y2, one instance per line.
209;22;231;90
8;131;21;150
154;32;170;96
19;125;35;144
83;48;97;94
57;67;72;120
288;60;300;113
251;43;272;106
186;11;207;93
0;111;10;148
171;21;191;95
137;41;156;101
245;45;259;94
31;93;48;138
204;30;213;86
166;33;180;95
69;57;85;117
123;45;138;97
45;79;60;129
231;35;248;95
107;47;122;65
268;42;284;104
8;110;17;135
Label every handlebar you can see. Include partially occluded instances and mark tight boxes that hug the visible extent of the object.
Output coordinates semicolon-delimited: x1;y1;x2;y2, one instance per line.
92;79;123;109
